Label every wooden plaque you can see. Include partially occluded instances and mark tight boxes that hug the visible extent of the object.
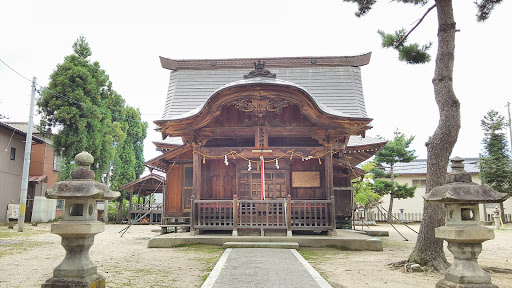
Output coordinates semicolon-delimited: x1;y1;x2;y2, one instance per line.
292;171;321;188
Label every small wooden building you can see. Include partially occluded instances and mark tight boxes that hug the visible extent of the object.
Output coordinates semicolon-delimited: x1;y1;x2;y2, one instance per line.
120;173;165;224
146;54;385;235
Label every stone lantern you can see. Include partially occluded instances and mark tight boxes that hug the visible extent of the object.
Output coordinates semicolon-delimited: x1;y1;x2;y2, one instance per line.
42;151;120;288
424;157;507;288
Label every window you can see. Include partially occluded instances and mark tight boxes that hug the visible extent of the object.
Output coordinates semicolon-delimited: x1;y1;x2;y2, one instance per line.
10;147;16;160
53;154;63;171
182;165;193;210
56;200;64;210
412;179;426;187
238;170;288;200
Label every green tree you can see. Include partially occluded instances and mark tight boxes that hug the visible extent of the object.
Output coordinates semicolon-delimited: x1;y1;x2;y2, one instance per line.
345;0;504;270
110;106;148;223
374;131;417;222
37;35;124;180
353;162;382;212
479;110;512;223
373;179;416;221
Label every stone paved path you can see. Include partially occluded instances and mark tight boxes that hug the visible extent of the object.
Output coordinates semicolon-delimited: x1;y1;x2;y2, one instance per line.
202;248;332;288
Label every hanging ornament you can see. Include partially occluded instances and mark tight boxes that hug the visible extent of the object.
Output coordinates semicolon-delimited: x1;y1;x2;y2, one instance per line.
224;155;229;166
318;157;322;165
248;160;252;171
202;156;205;164
275;158;280;169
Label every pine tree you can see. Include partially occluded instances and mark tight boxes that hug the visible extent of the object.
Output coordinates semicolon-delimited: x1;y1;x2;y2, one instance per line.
345;0;504;270
374;131;417;222
479;110;512;222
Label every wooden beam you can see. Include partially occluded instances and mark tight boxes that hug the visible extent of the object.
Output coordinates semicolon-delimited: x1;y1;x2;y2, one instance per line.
200;146;325;159
193;126;347;138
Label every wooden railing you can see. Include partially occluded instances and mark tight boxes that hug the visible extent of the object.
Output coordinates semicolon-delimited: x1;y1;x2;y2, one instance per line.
193;199;234;229
290;199;333;230
191;195;335;234
237;200;286;228
131;203;162;211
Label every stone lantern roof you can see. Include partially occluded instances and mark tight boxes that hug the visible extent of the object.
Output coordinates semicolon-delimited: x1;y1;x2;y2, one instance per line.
45;151;120;200
424;157;508;204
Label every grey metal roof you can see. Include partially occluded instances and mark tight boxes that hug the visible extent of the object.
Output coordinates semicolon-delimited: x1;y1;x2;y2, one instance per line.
381;158;480;175
347;136;386;147
0;121;45;143
161;66;368;120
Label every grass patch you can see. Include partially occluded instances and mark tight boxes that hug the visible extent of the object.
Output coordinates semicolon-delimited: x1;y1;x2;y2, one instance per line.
299;247;345;262
174;244;223;254
0;227;47;239
0;240;49;257
172;244;224;285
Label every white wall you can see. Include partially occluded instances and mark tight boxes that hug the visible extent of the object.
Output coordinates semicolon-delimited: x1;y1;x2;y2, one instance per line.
375;174;512;222
30;196;56;223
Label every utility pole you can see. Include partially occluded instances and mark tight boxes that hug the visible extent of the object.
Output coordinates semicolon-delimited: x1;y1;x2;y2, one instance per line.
18;77;37;232
506;102;512;154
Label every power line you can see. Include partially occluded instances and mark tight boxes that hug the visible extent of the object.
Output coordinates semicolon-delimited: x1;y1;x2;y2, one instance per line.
0;57;33;83
0;56;146;124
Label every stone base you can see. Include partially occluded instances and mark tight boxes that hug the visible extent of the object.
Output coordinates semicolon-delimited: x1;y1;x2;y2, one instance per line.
41;274;105;288
436;279;498;288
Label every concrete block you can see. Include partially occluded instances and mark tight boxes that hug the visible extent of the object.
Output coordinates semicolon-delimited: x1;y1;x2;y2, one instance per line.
223;242;299;249
365;230;389;237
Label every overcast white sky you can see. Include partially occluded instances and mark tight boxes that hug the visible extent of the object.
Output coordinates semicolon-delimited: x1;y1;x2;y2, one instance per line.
1;0;511;164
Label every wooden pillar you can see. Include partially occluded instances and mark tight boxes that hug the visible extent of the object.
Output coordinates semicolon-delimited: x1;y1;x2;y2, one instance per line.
232;194;238;236
190;195;196;236
193;145;202;200
286;194;292;237
128;187;133;224
162;179;167;225
324;146;334;199
330;195;337;236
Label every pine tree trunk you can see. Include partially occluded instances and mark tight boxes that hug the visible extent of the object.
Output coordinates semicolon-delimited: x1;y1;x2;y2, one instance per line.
388;164;395;223
387;194;394;223
408;0;460;271
500;202;505;224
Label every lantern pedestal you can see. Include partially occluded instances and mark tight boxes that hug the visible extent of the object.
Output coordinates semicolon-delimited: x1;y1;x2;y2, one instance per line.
42;222;106;288
42;152;119;288
435;226;497;288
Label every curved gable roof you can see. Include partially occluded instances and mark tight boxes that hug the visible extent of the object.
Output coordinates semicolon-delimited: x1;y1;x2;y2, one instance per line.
159;54;371;121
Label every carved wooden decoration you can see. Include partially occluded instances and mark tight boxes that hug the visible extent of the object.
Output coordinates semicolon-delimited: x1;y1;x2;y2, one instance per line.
231;97;291;118
244;60;276;79
292;171;321;188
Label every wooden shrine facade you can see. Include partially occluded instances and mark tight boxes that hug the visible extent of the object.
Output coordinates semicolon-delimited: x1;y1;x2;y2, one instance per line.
147;55;385;235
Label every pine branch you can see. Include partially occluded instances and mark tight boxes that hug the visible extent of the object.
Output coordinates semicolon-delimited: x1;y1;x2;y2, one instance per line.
395;3;437;48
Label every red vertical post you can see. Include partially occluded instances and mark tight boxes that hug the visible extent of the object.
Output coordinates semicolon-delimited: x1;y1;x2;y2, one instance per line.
260;156;265;200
